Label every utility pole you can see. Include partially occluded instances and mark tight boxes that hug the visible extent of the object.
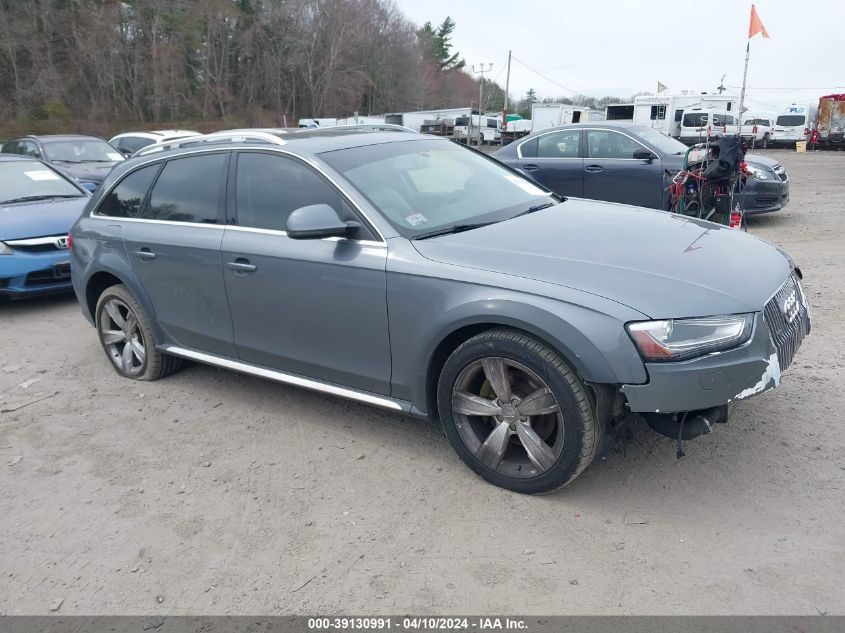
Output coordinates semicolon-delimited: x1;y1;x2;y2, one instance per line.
472;63;493;147
739;42;750;114
502;51;512;133
717;74;726;94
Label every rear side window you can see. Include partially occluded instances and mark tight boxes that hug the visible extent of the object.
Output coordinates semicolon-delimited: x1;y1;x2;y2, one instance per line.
776;115;805;127
97;164;160;217
148;154;226;223
537;130;580;158
235;152;341;231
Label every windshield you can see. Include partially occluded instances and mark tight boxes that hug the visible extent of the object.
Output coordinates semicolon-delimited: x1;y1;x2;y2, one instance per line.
0;160;84;203
320;139;553;237
632;127;689;155
42;139;125;163
776;115;806;127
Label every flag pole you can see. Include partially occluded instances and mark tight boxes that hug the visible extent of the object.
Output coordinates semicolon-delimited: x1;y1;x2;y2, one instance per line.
739;40;750;114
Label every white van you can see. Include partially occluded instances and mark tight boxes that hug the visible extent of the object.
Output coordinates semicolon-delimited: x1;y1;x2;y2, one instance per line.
679;108;739;144
772;104;811;147
453;114;500;144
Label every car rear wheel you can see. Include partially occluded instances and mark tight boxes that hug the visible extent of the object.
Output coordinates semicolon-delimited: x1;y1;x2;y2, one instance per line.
761;134;770;149
437;329;601;494
95;283;181;381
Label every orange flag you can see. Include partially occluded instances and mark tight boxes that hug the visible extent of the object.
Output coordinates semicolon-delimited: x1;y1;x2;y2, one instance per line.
748;4;769;39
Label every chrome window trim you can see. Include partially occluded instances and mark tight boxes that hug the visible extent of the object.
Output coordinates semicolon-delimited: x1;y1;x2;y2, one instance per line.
516;126;656;161
515;128;581;160
223;224;386;248
161;345;404;411
88;145;387;243
6;235;68;246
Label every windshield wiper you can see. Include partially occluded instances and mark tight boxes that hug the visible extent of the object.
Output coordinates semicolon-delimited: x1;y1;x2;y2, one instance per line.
510;200;558;219
1;194;84;204
412;221;499;240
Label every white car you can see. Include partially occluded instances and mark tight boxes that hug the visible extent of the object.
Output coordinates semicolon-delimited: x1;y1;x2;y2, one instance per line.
108;130;199;157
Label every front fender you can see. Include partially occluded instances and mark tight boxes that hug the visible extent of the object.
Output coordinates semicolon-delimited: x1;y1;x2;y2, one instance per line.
386;240;647;413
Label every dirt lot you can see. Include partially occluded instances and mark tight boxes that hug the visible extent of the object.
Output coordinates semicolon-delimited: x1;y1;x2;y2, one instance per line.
1;150;843;616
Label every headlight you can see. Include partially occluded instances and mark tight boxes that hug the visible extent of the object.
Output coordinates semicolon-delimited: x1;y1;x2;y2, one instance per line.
746;164;772;180
0;241;12;255
627;314;753;361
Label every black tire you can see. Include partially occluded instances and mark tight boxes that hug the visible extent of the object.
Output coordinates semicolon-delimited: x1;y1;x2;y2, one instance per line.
437;328;601;494
761;134;769;149
94;283;182;381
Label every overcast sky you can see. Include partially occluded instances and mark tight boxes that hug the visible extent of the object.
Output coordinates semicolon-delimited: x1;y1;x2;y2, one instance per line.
393;0;843;113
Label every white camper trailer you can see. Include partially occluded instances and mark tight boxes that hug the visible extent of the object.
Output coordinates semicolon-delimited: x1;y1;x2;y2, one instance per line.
530;103;595;132
384;108;471;132
632;92;739;138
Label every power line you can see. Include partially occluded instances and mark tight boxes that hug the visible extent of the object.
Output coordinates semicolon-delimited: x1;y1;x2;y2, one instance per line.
510;56;588;98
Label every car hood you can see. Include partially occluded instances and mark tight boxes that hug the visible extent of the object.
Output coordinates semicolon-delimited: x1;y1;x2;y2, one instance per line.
411;199;791;318
0;197;88;241
53;161;120;183
661;152;777;172
744;153;779;169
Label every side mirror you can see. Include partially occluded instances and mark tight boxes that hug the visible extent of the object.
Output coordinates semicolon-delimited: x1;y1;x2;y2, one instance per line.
633;149;656;162
286;203;359;240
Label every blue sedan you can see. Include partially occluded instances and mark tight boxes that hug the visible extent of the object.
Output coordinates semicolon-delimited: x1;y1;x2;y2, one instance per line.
0;154;89;299
493;124;789;215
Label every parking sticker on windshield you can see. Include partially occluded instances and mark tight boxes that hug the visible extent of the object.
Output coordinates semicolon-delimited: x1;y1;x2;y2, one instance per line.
23;170;60;181
405;213;428;227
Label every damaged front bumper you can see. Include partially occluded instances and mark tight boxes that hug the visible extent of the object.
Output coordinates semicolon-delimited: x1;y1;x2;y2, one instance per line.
622;286;810;414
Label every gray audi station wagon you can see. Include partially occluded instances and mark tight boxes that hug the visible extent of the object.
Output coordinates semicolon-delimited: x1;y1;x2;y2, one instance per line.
69;129;810;493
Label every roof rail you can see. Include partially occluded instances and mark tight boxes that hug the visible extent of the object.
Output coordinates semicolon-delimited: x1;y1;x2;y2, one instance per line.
133;130;286;158
291;123;416;134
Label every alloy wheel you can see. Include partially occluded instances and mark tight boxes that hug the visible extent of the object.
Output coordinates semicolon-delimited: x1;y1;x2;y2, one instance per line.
99;298;146;376
451;357;564;479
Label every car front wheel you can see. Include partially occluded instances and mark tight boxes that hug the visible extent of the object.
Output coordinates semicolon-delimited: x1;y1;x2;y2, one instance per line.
437;329;601;494
95;283;181;381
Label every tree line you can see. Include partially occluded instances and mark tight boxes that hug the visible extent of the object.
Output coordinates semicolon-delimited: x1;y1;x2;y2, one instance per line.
0;0;503;137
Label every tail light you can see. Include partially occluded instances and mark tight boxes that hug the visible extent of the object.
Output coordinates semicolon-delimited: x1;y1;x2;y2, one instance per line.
723;126;727;133
804;127;809;135
67;234;73;250
730;211;742;229
752;125;758;134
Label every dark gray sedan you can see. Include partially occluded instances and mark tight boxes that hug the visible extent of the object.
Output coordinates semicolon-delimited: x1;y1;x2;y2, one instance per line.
1;135;125;190
70;129;809;493
493;124;789;215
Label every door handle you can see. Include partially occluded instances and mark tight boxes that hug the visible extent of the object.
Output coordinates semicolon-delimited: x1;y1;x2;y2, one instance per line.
584;164;605;173
228;259;257;273
133;249;156;260
521;164;539;172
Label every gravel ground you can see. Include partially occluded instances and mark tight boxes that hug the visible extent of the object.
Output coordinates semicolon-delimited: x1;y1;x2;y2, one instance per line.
1;150;843;615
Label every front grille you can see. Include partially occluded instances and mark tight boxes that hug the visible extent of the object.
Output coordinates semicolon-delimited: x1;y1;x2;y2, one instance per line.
754;197;778;207
763;274;810;372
